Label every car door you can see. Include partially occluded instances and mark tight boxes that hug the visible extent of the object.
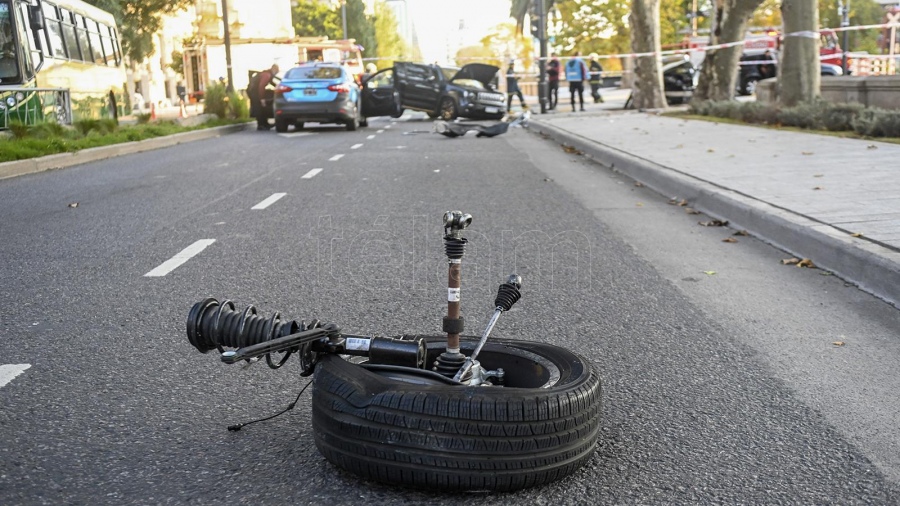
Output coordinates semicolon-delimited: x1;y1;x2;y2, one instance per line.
361;69;399;118
395;62;440;111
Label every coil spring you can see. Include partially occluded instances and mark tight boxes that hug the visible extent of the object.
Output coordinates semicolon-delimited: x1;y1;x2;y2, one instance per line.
444;236;468;259
186;297;326;369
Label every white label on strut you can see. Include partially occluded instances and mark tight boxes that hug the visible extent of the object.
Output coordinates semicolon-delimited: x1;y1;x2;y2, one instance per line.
448;288;461;302
345;337;371;351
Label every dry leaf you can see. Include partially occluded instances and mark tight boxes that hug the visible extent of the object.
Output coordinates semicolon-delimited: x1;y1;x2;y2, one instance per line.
562;144;582;155
733;230;749;236
832;341;845;346
813;174;824;178
782;258;801;265
677;199;688;207
699;219;728;227
634;182;644;187
68;202;79;208
722;237;738;243
685;207;701;215
703;271;717;276
673;144;684;149
667;197;680;205
797;258;816;268
801;151;814;155
636;202;644;207
813;186;824;190
867;144;878;149
851;232;863;238
707;148;715;153
543;178;554;182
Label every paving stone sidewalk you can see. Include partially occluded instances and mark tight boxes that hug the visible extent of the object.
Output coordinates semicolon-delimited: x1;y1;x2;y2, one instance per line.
528;110;900;307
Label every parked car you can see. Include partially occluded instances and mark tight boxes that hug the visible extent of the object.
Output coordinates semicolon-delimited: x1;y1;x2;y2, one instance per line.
663;55;699;105
361;62;507;121
737;51;844;96
272;62;364;132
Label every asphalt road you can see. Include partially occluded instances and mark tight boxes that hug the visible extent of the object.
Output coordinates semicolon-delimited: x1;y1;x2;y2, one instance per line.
1;113;899;505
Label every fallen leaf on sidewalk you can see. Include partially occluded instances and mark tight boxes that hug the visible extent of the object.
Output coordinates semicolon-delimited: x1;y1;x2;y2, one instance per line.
68;202;78;208
722;237;738;243
813;186;824;190
634;182;644;187
703;271;717;276
832;341;845;346
673;144;684;149
813;174;824;178
668;198;688;206
543;178;554;182
562;144;582;155
699;219;728;227
820;271;833;276
851;232;863;237
802;151;814;155
867;144;878;149
797;258;816;268
707;148;715;153
685;207;701;215
733;230;749;236
636;202;644;207
781;258;801;265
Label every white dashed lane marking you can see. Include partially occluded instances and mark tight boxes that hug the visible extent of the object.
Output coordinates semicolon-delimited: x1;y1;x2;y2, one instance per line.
367;135;375;139
0;364;31;389
277;132;314;138
144;239;216;277
377;129;384;133
329;154;345;161
351;143;363;149
251;193;286;210
302;168;324;179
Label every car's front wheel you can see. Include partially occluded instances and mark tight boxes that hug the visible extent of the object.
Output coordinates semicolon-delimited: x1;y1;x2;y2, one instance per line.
439;97;457;121
311;336;602;492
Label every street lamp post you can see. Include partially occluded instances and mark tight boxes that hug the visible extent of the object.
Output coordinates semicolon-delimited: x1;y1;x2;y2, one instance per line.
839;0;850;74
221;0;234;93
341;0;348;40
534;0;548;114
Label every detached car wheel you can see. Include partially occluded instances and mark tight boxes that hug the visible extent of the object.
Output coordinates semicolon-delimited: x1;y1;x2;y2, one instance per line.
311;337;602;492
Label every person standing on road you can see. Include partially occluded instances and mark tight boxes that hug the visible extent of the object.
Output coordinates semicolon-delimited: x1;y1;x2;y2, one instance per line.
506;61;528;111
254;64;279;131
588;53;604;104
565;51;588;112
547;53;560;110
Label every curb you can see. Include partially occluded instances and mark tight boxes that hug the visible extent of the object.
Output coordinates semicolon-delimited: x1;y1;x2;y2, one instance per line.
527;118;900;308
0;122;253;181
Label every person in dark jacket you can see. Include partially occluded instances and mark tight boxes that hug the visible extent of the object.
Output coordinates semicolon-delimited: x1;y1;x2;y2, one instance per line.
588;53;604;103
546;53;560;110
506;61;527;111
252;64;279;130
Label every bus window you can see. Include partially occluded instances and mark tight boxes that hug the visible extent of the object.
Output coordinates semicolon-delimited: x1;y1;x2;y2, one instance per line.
14;1;32;79
99;23;114;66
59;9;80;60
87;19;102;64
109;25;120;65
0;0;20;82
74;14;91;63
42;3;66;59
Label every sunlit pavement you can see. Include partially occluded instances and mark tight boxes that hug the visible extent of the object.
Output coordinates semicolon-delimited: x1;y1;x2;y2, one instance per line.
525;99;900;307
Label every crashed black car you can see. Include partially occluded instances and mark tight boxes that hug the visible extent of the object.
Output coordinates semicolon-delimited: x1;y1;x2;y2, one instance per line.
361;62;507;121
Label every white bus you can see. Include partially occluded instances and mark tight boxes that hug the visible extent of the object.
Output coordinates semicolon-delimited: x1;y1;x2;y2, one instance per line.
0;0;125;127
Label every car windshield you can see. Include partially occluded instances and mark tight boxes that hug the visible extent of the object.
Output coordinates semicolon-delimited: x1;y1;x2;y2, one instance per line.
439;67;457;81
0;0;20;81
285;67;342;80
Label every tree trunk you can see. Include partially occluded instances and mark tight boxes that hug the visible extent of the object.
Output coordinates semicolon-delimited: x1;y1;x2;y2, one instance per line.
629;0;666;109
779;0;820;106
693;0;766;102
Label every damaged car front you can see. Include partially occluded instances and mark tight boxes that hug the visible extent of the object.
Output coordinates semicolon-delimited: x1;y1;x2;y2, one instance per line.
440;63;506;120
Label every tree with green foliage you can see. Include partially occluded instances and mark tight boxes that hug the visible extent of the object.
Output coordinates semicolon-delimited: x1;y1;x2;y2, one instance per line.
372;1;408;68
455;22;535;69
84;0;193;63
345;0;376;55
292;0;341;39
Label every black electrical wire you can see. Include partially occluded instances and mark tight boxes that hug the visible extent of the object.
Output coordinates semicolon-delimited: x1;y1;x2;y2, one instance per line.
227;379;313;432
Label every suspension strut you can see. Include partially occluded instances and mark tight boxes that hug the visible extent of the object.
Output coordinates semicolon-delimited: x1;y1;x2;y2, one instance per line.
185;298;426;374
433;210;473;378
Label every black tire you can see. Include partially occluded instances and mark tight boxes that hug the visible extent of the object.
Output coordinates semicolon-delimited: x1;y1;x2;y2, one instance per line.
346;102;360;131
360;117;368;127
438;98;457;121
275;117;288;133
312;337;602;492
390;92;403;118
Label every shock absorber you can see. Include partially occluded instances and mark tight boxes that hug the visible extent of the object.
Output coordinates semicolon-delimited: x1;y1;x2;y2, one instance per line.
433;210;473;378
185;298;427;372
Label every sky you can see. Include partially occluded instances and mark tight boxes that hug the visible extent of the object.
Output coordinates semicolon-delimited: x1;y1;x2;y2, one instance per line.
405;0;515;64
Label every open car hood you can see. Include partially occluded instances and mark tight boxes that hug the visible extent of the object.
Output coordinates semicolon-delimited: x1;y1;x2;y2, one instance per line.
451;63;500;87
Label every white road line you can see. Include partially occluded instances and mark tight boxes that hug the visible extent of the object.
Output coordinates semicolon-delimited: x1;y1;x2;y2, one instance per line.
277;132;314;138
329;154;345;161
0;364;31;389
351;143;363;149
251;193;287;210
366;135;375;139
302;168;324;179
377;129;384;133
144;239;216;277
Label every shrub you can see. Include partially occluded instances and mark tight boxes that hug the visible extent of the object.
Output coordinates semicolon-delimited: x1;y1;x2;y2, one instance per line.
822;103;864;131
6;120;30;139
135;112;152;124
852;108;900;137
28;121;69;139
204;83;249;119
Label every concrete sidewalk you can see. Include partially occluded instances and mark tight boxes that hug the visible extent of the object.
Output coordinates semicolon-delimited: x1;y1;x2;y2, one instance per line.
527;106;900;308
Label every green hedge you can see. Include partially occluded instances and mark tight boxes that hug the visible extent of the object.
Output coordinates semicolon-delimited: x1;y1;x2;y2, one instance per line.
688;99;900;138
